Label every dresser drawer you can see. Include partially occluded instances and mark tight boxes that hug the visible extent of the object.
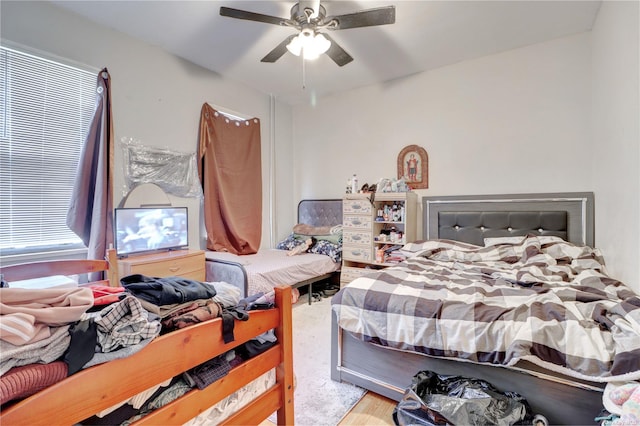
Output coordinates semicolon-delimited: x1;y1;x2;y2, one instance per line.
343;199;372;215
341;265;377;283
343;215;372;229
343;230;372;245
342;244;373;262
118;250;206;281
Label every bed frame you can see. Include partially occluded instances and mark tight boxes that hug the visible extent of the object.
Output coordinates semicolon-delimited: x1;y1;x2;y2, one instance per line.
331;192;604;425
0;251;294;425
205;199;343;303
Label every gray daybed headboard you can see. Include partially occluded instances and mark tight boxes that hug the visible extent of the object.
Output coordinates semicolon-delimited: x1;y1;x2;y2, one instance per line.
423;192;594;247
298;199;343;227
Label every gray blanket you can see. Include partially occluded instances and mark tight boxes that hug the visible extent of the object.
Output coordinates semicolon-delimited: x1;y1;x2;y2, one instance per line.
332;236;640;382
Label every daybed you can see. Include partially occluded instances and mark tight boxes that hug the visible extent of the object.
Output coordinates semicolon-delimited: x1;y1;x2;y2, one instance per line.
206;199;343;302
331;192;640;425
0;251;294;425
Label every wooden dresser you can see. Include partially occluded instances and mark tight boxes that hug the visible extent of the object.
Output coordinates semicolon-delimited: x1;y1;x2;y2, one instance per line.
115;249;206;282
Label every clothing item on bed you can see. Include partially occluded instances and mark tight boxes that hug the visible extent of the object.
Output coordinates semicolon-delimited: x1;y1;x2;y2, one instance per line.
0;325;70;376
82;336;155;370
64;318;98;375
161;299;222;331
121;274;217;305
208;281;242;308
93;295;161;352
88;285;126;306
94;378;173;418
0;361;68;405
0;287;94;345
332;235;640;383
183;355;231;390
121;377;193;426
134;281;239;319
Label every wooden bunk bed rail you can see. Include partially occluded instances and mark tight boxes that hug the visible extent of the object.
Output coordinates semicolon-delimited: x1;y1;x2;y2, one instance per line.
0;286;294;426
2;258;111;285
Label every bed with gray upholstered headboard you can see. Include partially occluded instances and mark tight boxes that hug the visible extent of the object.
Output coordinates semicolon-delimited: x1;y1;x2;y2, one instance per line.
423;192;594;246
205;199;343;303
331;192;640;425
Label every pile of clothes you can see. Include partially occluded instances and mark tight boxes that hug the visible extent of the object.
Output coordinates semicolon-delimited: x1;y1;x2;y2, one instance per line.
0;273;272;412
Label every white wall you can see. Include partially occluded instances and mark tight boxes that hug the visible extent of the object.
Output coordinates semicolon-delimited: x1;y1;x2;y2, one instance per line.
292;27;639;293
1;1;295;251
293;33;592;199
591;1;640;291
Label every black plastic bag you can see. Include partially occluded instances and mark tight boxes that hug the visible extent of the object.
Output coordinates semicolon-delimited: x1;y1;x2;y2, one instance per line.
392;370;533;426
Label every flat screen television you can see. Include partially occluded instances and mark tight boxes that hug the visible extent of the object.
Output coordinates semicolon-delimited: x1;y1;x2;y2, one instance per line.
114;207;188;257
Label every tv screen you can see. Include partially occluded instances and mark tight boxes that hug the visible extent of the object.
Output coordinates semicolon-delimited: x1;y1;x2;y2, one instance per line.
114;207;188;257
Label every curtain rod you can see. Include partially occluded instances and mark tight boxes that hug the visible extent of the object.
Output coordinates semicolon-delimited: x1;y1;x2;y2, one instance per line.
206;102;252;121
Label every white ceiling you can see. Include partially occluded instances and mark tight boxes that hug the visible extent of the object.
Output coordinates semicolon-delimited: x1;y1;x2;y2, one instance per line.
52;0;602;105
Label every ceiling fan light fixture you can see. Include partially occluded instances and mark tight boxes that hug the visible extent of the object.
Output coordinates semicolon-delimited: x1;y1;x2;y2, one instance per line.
286;31;330;60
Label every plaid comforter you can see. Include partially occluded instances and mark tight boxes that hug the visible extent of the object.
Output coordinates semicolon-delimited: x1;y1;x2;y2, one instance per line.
332;236;640;382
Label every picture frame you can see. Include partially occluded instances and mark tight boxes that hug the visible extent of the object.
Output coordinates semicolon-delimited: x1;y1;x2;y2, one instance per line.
397;145;429;189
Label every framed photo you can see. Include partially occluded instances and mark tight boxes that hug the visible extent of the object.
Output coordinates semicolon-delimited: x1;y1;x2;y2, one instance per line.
397;145;429;189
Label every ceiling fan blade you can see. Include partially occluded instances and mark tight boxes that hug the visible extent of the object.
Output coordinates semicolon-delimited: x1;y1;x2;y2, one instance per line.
327;6;396;30
261;35;296;63
220;6;288;26
322;33;353;67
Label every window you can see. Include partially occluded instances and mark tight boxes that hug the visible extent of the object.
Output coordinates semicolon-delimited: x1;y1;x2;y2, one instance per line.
0;46;96;255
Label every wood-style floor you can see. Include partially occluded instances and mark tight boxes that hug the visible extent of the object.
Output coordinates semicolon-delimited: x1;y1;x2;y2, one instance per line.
338;392;396;425
260;391;396;426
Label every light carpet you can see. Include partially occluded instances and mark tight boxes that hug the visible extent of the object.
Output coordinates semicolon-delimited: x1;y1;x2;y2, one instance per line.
270;294;366;425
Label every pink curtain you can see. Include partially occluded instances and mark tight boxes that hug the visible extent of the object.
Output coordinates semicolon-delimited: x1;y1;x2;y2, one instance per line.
66;68;114;269
197;103;262;254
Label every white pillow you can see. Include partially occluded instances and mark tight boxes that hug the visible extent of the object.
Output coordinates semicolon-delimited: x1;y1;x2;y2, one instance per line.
483;236;524;246
484;235;565;246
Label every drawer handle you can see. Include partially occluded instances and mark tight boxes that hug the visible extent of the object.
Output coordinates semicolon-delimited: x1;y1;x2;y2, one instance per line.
351;204;361;210
352;220;362;226
351;250;361;256
352;235;361;241
169;266;180;272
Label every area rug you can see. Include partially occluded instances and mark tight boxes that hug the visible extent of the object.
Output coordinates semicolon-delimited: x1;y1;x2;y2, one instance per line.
269;294;366;425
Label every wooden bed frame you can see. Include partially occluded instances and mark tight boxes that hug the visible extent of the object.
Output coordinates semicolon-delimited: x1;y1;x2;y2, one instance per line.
0;251;294;425
205;199;343;303
331;192;604;425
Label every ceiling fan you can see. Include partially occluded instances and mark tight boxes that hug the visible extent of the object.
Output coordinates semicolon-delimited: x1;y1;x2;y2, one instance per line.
220;0;396;66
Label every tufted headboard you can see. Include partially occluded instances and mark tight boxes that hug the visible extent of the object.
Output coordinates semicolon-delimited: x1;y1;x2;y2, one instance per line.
423;192;594;247
297;199;343;227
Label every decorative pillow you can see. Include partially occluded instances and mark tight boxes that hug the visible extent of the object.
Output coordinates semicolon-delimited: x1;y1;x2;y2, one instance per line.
293;233;341;245
309;240;342;263
292;223;343;245
276;234;305;251
293;223;332;236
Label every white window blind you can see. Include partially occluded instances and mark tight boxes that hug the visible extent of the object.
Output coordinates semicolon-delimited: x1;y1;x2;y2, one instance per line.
0;46;96;255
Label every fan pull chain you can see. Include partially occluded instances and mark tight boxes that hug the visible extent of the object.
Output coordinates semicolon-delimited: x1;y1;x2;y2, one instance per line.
302;54;306;90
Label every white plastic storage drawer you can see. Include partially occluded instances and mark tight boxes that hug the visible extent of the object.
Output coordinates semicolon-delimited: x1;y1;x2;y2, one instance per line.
343;199;372;215
343;230;372;245
342;244;373;262
341;266;376;283
343;215;372;229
